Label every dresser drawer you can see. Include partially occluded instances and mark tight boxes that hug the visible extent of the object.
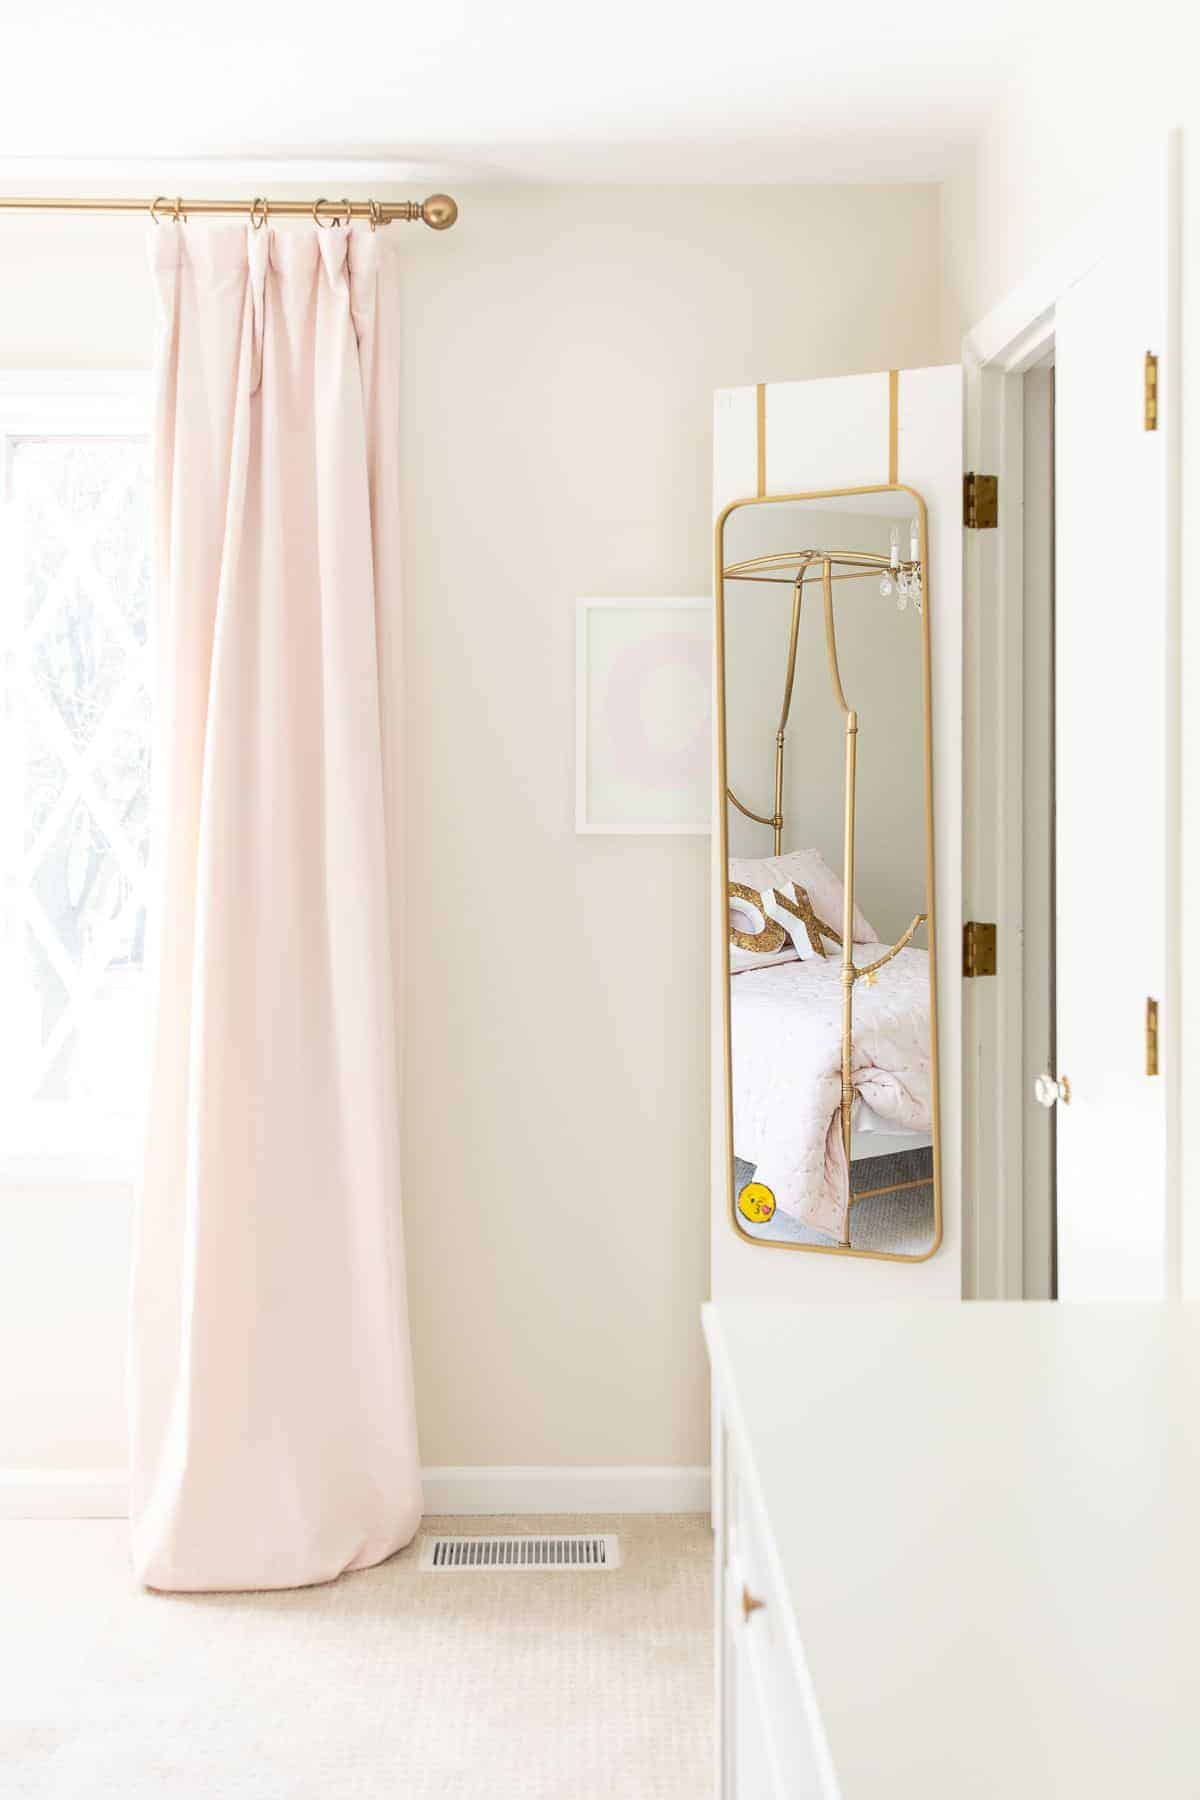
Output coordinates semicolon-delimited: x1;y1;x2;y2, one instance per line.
717;1412;833;1799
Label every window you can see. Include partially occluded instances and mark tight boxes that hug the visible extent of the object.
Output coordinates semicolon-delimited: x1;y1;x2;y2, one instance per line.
0;375;152;1175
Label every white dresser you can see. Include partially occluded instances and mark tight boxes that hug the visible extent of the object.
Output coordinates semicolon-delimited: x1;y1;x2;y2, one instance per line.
703;1301;1200;1799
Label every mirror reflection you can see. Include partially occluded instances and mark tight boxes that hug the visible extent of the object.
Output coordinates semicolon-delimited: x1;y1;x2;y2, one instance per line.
720;490;939;1258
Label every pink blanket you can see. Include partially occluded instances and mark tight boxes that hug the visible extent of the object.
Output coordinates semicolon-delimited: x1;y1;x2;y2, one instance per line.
731;946;932;1238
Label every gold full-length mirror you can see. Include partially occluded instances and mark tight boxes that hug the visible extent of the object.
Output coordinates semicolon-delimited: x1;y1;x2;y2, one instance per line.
716;486;941;1260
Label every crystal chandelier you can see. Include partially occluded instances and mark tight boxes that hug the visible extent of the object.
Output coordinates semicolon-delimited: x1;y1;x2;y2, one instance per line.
878;519;922;612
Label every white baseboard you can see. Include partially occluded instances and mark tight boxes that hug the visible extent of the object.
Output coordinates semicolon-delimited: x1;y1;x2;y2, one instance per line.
0;1465;711;1521
421;1466;711;1515
0;1469;129;1518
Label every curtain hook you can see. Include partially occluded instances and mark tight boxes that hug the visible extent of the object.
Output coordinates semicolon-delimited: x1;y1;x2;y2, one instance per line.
149;195;169;226
172;196;187;225
367;198;381;232
250;196;269;231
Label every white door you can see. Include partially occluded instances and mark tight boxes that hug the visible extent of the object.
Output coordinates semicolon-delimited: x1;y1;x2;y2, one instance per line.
1053;180;1173;1297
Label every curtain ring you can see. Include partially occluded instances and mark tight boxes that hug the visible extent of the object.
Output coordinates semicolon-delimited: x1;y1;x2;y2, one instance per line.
250;196;269;231
313;197;354;229
172;196;187;224
367;198;381;232
149;195;170;225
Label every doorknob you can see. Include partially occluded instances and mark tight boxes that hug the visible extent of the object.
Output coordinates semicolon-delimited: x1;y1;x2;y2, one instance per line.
1034;1072;1071;1108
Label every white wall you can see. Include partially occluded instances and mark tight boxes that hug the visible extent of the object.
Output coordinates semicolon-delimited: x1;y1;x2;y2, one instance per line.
0;1187;130;1472
939;15;1194;336
0;181;946;1486
938;13;1198;1295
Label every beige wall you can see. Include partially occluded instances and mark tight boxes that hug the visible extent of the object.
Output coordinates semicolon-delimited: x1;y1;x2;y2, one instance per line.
0;181;946;1475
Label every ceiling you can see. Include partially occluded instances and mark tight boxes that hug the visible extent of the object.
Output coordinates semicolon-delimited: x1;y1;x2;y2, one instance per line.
3;0;1025;184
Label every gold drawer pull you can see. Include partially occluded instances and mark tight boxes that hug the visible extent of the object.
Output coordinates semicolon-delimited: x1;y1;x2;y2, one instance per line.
741;1584;766;1622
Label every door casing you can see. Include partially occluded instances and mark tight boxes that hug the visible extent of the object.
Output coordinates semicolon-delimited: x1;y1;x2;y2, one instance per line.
961;133;1182;1300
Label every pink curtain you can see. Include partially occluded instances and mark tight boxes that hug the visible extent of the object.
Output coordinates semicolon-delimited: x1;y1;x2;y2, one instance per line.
129;224;421;1591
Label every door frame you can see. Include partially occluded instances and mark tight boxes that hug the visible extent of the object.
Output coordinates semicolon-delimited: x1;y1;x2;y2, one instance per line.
961;133;1182;1300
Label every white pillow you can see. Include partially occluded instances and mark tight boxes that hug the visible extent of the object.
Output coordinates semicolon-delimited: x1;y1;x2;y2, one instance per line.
728;881;822;975
729;847;877;945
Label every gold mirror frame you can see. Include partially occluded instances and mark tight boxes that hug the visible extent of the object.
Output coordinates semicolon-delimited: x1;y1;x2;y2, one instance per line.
715;483;942;1262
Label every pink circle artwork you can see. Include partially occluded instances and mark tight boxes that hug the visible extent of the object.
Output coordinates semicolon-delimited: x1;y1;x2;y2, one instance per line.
601;626;710;786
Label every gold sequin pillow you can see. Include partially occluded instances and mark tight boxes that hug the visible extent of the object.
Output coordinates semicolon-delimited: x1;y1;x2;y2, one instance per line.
729;848;877;945
728;880;841;974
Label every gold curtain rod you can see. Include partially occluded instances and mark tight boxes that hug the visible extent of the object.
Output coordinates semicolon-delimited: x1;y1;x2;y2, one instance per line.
0;193;459;230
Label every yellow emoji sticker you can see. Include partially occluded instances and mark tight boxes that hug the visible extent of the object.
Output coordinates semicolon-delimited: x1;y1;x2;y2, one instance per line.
737;1182;776;1224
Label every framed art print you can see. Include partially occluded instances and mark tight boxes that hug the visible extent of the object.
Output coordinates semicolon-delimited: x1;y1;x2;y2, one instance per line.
575;597;712;834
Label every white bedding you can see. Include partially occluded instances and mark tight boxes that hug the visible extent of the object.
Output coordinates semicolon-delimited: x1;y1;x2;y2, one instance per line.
731;944;932;1239
851;1103;932;1160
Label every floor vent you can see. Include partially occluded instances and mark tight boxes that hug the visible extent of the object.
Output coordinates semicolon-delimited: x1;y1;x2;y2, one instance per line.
419;1533;621;1572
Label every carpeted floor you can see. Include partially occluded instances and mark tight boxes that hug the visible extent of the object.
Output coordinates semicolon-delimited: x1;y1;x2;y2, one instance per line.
1;1514;713;1799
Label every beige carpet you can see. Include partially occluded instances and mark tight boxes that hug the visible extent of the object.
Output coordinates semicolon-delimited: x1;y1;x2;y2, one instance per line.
2;1514;712;1799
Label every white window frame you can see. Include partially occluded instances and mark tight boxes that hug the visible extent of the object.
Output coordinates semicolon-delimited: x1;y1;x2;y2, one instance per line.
0;369;153;1186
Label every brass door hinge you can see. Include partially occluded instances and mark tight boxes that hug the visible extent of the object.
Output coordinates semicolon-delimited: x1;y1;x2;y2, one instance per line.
1144;352;1159;431
1146;997;1159;1075
963;921;997;978
963;472;998;530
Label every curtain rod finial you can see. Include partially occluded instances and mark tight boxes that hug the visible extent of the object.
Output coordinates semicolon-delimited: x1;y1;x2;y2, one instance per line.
421;193;458;231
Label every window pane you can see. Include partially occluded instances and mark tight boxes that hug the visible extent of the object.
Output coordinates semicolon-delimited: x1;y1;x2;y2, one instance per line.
0;434;152;1144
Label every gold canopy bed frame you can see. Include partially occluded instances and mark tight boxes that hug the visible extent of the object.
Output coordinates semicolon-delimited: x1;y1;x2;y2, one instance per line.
717;490;940;1256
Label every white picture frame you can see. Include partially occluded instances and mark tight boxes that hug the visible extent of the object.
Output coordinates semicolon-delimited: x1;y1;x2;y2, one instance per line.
575;596;712;835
